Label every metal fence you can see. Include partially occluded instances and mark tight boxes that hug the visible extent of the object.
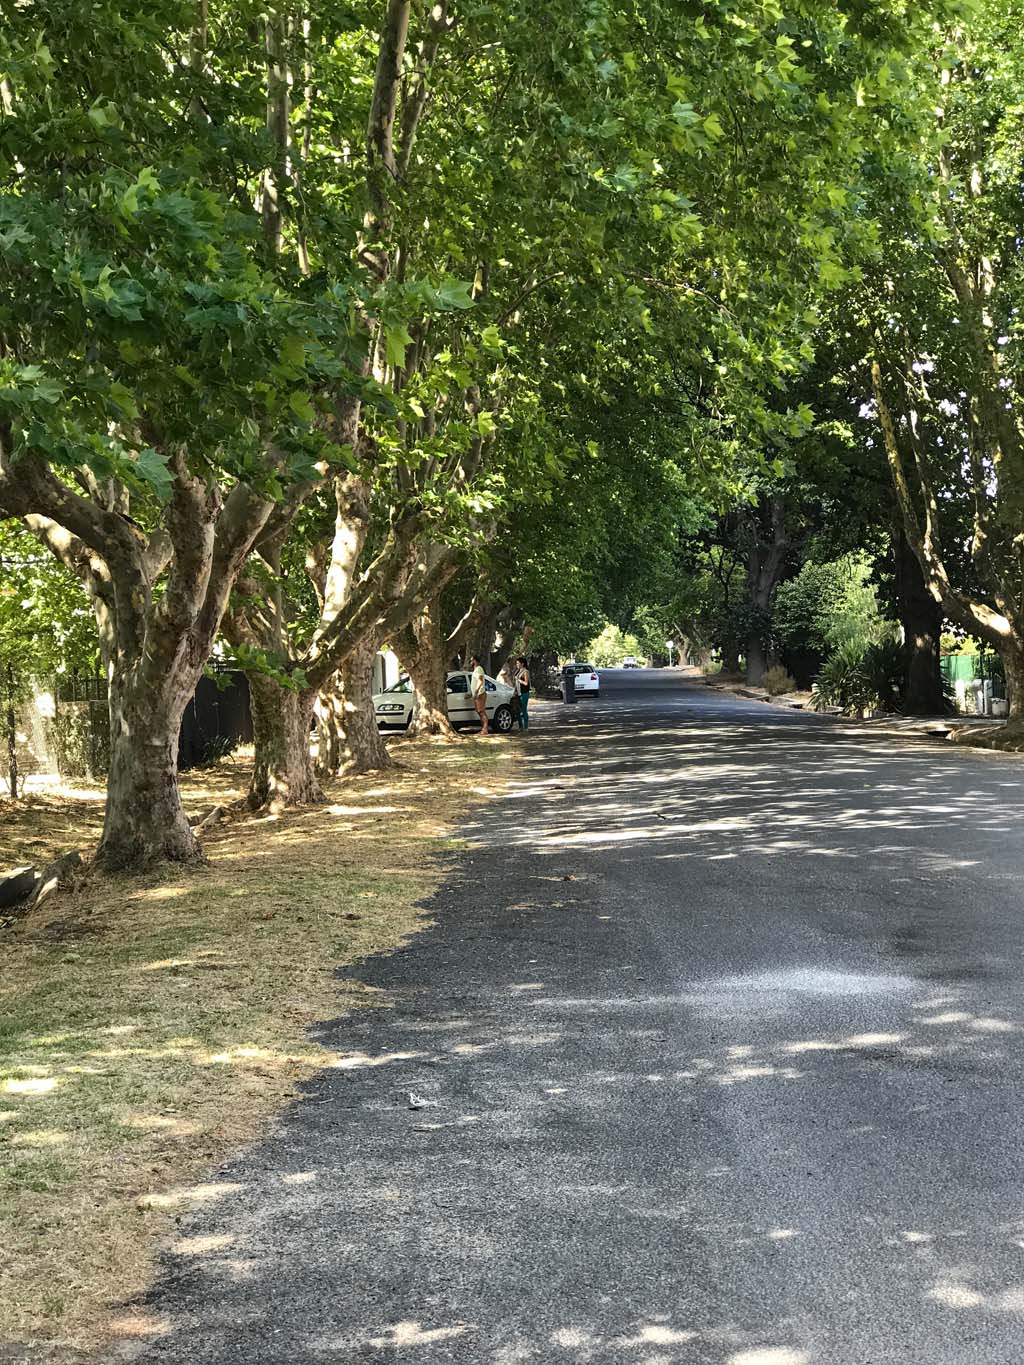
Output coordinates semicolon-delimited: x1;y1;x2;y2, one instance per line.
941;653;1007;715
3;669;254;794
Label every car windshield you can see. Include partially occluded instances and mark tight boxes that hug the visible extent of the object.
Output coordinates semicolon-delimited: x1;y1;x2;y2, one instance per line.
383;678;413;694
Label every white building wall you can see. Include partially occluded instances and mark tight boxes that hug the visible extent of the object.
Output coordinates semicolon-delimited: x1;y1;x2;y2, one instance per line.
373;648;401;694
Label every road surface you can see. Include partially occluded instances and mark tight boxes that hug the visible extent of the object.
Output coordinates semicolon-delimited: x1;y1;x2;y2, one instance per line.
136;670;1024;1364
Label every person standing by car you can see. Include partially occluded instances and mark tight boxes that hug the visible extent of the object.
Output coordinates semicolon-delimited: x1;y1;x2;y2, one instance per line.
470;655;490;735
514;656;531;730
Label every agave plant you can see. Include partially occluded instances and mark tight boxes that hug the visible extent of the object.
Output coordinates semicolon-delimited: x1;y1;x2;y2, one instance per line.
861;638;906;712
810;642;873;715
810;637;905;716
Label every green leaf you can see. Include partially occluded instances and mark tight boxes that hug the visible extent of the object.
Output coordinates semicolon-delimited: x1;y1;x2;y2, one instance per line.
385;322;414;370
134;448;173;503
279;336;306;370
173;366;201;390
434;279;475;311
108;382;139;418
288;390;315;423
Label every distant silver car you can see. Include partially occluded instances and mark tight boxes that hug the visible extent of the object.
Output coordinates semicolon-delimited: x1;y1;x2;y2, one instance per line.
622;656;640;668
374;671;516;732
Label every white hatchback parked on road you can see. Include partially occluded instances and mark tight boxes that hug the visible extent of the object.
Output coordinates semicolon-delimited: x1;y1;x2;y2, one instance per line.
374;671;516;733
559;662;600;696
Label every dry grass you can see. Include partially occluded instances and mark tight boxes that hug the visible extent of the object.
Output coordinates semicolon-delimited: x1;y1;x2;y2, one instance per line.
948;721;1024;752
0;737;512;1357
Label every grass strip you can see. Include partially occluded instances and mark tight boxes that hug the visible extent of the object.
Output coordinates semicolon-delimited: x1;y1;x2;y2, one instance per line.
0;736;510;1355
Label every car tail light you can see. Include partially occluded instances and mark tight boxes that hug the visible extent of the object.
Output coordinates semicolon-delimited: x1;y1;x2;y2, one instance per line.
590;674;597;681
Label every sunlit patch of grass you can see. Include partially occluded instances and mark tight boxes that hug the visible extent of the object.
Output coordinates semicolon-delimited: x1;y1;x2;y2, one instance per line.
0;737;513;1353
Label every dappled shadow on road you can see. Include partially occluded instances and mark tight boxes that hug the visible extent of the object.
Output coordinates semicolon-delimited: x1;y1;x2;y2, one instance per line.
125;961;1024;1362
126;682;1024;1363
497;697;1024;882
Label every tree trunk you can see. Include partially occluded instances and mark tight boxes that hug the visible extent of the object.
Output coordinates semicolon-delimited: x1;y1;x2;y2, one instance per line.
246;674;322;811
491;617;529;680
740;493;788;688
893;528;945;715
745;632;768;687
318;639;394;777
1000;645;1024;723
720;644;741;675
96;680;201;869
399;597;458;738
315;681;343;778
5;666;18;801
448;594;496;669
465;605;500;672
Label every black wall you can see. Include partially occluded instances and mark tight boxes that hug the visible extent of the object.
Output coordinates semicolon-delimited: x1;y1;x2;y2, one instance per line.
178;672;253;771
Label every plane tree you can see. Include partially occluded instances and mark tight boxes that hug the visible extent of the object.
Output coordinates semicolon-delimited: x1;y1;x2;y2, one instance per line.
0;0;964;863
862;0;1024;720
0;0;358;865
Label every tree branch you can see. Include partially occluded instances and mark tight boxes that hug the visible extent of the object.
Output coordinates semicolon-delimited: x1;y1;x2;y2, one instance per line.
871;358;1010;646
396;1;452;178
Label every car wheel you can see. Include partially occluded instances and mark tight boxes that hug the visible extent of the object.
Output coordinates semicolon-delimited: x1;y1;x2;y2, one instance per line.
493;705;514;733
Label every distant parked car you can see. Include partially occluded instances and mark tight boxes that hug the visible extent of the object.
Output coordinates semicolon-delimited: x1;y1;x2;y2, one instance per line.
374;671;516;732
622;656;640;668
559;663;600;697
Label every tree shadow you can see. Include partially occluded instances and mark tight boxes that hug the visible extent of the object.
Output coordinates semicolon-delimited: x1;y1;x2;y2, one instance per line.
123;678;1024;1363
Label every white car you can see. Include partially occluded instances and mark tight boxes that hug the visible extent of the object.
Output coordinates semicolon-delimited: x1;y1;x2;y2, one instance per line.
622;656;640;669
374;671;516;733
559;663;600;696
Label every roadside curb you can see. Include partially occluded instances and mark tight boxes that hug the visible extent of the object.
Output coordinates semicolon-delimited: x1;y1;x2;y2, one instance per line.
697;674;1007;747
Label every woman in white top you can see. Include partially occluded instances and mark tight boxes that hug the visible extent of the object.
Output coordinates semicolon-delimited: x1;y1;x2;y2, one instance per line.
470;655;489;735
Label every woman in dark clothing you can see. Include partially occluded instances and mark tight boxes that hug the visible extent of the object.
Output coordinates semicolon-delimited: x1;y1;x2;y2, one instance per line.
514;656;531;731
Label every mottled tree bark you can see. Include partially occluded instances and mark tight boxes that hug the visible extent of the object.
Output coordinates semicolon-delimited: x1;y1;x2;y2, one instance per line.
720;643;741;675
98;673;201;868
873;360;1024;727
1003;648;1024;722
325;637;394;775
397;593;458;738
740;495;788;686
1;435;274;870
246;675;322;811
893;528;945;715
5;664;19;802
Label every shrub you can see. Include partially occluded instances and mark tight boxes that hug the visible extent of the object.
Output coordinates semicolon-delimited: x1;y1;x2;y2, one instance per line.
810;637;904;716
861;638;905;712
196;733;239;768
763;665;797;696
809;641;873;714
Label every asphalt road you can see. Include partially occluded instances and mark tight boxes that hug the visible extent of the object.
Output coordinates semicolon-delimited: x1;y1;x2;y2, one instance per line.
135;670;1024;1365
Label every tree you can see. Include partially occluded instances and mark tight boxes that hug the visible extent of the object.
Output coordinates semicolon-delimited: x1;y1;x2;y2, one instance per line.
586;625;644;668
0;1;362;863
859;0;1024;722
0;0;963;864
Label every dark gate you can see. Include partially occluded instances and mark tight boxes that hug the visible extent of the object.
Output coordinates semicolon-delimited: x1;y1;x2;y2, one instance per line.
178;672;253;771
